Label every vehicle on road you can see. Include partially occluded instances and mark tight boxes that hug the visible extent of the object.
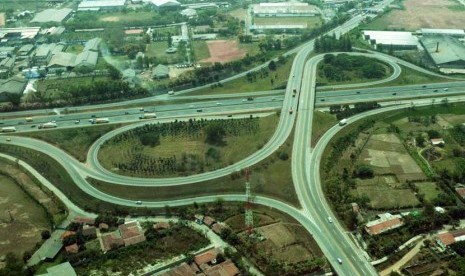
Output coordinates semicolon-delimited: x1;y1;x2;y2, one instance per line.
139;107;144;111
356;91;360;94
168;90;175;95
31;125;36;128
135;201;142;205
216;102;222;106
392;93;397;95
6;137;11;142
337;258;343;264
422;85;427;88
293;88;297;97
339;119;348;126
91;114;96;118
75;120;80;124
271;97;276;101
227;114;233;117
1;126;16;133
26;117;33;122
328;217;333;223
124;111;129;115
320;99;325;102
90;118;109;124
39;122;57;129
247;97;254;101
242;99;247;102
443;88;449;91
139;113;157;119
197;109;203;112
289;108;293;114
189;104;194;108
433;89;438;92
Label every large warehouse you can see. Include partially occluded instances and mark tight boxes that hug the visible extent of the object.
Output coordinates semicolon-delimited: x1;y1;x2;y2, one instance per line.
420;28;465;38
363;30;419;50
420;36;465;69
253;2;320;17
31;8;73;23
78;0;126;11
149;0;181;10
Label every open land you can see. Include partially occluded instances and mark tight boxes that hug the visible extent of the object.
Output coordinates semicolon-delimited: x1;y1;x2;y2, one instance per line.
98;115;279;178
0;174;49;258
146;41;184;64
191;40;211;61
363;0;465;30
98;11;155;23
200;40;247;64
415;182;440;202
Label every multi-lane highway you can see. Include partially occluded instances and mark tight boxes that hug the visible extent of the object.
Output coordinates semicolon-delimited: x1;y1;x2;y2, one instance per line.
3;11;465;275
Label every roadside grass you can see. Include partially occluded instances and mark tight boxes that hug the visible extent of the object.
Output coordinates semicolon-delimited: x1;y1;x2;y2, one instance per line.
191;40;211;61
415;182;440;202
0;173;50;257
36;76;110;99
98;115;280;177
311;110;337;147
254;16;323;29
89;127;300;207
190;55;294;95
17;124;126;162
381;66;453;86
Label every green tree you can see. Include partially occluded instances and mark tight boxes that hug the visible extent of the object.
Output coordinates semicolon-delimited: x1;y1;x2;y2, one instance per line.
204;123;226;146
268;60;277;71
139;132;160;147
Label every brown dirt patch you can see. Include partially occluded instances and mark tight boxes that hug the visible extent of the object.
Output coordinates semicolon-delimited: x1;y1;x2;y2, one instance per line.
0;13;5;28
100;16;120;22
200;40;246;64
377;0;465;30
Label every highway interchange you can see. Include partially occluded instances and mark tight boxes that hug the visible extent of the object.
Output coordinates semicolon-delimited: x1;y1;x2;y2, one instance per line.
2;13;465;275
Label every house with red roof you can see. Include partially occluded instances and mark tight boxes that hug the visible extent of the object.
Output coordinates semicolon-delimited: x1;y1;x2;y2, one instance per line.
437;228;465;248
365;213;404;235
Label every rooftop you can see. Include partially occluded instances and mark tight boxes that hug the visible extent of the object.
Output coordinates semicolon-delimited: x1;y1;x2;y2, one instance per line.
48;52;76;68
83;37;102;52
438;229;465;246
253;1;319;14
421;36;465;65
194;248;218;266
78;0;126;10
150;0;181;7
43;261;77;276
421;28;465;37
31;8;72;23
0;77;27;95
456;187;465;198
75;50;98;67
0;27;41;40
365;213;404;235
159;262;196;276
363;30;419;46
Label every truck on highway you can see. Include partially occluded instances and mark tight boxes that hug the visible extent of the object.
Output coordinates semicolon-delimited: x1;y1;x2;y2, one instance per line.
39;122;57;129
1;126;16;132
289;108;293;114
139;113;157;119
339;118;348;126
90;118;110;124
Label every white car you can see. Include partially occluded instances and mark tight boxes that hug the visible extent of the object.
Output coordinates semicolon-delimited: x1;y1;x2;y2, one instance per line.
328;217;333;223
242;99;247;102
337;258;342;264
135;201;142;205
216;102;222;106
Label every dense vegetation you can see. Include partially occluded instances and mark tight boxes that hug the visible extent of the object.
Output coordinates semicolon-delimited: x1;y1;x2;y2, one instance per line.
318;54;388;83
314;34;352;53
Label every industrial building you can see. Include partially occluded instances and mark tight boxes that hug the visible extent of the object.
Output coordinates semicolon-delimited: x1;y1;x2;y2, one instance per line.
420;28;465;38
78;0;127;11
0;27;41;42
0;77;27;102
253;2;320;17
31;8;73;23
250;24;307;33
420;36;465;69
363;30;419;50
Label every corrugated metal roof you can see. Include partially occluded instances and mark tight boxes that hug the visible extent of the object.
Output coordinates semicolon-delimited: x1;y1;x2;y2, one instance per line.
363;30;419;46
78;0;126;9
75;50;98;67
421;36;465;65
31;8;72;23
421;28;465;36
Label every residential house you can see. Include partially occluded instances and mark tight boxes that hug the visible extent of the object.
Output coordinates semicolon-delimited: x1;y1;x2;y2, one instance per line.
61;231;76;241
431;138;445;146
437;228;465;249
0;46;15;59
204;259;240;276
194;248;219;268
119;221;146;247
365;213;404;235
455;187;465;199
211;223;227;235
0;77;27;101
152;64;169;79
0;56;15;78
101;232;124;252
65;243;79;254
99;222;109;231
203;216;215;227
149;0;181;10
82;225;97;238
74;216;96;226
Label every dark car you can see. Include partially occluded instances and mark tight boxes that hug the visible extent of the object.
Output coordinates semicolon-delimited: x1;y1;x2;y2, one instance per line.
392;93;397;95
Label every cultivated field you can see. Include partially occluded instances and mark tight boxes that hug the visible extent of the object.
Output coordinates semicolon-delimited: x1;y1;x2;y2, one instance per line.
200;40;247;64
98;11;155;23
0;174;49;257
360;134;425;182
415;182;440;202
364;0;465;30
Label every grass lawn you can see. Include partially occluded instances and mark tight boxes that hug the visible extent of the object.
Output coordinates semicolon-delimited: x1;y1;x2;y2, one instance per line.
254;16;323;29
36;76;110;94
98;115;280;177
18;124;126;162
191;55;294;95
311;110;337;146
191;40;211;61
146;41;183;64
238;42;262;56
380;65;452;87
415;182;440;202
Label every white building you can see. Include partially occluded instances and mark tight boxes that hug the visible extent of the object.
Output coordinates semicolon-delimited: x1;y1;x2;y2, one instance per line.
78;0;127;11
420;28;465;38
253;2;320;17
363;30;419;50
148;0;181;10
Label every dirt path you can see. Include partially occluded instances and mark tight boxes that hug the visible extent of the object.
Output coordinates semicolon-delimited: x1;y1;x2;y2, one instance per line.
380;238;425;275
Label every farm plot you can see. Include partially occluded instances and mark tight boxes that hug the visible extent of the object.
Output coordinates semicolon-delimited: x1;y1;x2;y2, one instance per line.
0;174;50;257
98;115;279;178
415;182;440;202
360;134;425;182
364;0;465;30
200;40;247;64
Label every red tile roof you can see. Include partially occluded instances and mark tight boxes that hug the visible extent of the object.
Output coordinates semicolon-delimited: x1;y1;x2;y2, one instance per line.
456;187;465;198
74;217;95;225
211;223;226;235
204;260;240;276
194;248;218;266
153;222;171;230
101;233;124;252
124;234;146;247
65;243;79;254
203;216;216;227
82;225;97;237
439;232;455;246
99;223;109;230
365;218;404;235
60;231;76;240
